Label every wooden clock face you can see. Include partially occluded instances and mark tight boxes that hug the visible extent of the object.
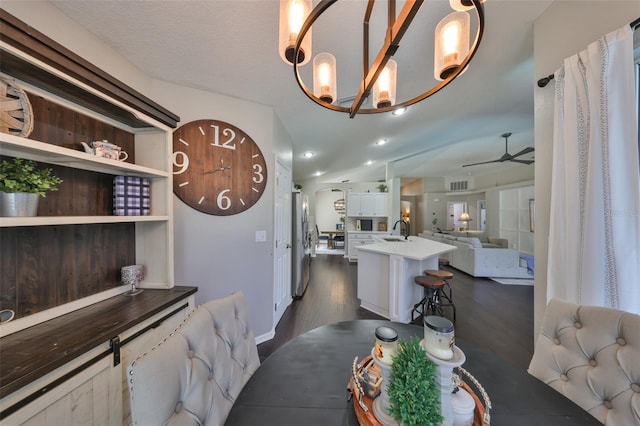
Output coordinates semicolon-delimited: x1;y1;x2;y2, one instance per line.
172;119;267;215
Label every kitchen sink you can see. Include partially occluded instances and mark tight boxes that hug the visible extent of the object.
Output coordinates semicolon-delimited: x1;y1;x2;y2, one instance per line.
381;237;408;242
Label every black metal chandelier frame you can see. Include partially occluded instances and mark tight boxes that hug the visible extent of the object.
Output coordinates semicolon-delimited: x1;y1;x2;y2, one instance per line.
291;0;485;118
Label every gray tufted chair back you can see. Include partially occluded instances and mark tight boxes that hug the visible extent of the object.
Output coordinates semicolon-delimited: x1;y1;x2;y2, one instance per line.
528;298;640;425
127;291;260;426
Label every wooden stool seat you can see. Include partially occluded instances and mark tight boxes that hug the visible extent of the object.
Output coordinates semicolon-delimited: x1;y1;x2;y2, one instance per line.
412;272;456;323
438;258;450;267
414;275;445;288
424;270;454;280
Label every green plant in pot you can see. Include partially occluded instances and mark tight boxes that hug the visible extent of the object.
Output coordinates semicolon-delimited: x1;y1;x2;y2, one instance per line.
0;158;63;217
377;183;388;192
388;337;442;426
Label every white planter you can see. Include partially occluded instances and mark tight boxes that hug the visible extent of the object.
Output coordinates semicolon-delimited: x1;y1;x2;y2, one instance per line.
0;192;40;217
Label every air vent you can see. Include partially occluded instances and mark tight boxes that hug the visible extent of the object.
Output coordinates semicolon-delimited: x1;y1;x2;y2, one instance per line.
449;180;468;191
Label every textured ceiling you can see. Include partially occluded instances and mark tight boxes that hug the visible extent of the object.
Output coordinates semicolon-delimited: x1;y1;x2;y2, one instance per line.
50;0;551;184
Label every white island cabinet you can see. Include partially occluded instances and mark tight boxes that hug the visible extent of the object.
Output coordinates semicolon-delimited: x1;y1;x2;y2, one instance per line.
357;237;456;323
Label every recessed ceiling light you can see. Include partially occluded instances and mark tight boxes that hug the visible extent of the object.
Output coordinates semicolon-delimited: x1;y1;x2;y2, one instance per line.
364;160;375;166
302;152;315;158
392;107;407;116
376;138;388;146
314;171;324;176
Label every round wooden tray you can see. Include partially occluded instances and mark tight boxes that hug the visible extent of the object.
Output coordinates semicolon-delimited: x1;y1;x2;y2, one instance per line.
348;355;490;426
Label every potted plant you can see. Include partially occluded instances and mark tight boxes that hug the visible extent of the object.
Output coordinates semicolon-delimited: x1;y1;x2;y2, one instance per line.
377;183;388;192
0;158;63;217
387;337;442;426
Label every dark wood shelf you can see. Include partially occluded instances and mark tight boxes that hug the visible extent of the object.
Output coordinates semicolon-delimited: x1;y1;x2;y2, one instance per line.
0;286;197;399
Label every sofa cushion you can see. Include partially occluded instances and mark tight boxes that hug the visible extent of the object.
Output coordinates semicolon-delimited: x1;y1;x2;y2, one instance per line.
457;237;482;248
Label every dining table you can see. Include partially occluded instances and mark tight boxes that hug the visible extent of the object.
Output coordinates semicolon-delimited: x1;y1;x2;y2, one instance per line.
225;320;600;426
321;229;345;249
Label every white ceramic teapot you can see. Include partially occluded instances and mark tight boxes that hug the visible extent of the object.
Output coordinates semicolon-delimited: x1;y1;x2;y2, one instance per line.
81;140;128;161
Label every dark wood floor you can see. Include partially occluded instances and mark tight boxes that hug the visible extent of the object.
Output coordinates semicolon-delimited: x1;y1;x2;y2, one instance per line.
258;254;535;371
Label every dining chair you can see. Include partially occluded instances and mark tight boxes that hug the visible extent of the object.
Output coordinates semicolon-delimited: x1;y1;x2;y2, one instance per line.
127;291;260;426
528;298;640;425
316;224;329;247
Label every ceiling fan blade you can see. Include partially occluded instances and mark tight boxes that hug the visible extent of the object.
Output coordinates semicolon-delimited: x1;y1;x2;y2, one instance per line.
512;147;534;158
462;159;501;167
511;159;534;165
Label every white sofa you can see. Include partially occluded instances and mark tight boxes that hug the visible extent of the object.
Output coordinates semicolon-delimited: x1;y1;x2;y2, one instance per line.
419;230;531;278
126;291;260;426
529;298;640;425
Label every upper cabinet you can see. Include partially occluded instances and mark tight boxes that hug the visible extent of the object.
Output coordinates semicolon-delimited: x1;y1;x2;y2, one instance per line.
0;9;180;334
347;192;388;217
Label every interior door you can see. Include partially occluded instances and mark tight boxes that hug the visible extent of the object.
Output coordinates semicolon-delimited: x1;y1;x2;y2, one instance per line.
273;160;291;327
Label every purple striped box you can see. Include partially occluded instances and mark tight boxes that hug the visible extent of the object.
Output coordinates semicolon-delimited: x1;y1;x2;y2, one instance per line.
113;176;150;216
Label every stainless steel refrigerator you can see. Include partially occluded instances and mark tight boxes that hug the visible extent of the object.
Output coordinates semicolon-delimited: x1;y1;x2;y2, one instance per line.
292;191;311;298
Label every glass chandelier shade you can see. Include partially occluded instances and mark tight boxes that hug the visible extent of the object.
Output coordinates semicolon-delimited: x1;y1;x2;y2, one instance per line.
313;53;337;104
279;0;312;65
434;11;470;81
372;59;397;109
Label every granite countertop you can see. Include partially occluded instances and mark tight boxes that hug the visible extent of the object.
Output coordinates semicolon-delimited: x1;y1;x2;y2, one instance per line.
0;286;197;399
357;236;456;260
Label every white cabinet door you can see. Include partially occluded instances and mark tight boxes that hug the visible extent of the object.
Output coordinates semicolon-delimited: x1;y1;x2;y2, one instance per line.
372;193;387;216
347;193;363;216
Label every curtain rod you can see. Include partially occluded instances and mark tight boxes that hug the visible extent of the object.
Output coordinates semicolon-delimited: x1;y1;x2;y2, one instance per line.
537;17;640;88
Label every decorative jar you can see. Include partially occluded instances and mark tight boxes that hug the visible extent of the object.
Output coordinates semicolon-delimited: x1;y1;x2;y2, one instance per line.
424;315;455;360
374;326;398;365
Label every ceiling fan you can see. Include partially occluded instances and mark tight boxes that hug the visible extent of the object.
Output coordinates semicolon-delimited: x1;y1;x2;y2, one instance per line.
463;132;534;168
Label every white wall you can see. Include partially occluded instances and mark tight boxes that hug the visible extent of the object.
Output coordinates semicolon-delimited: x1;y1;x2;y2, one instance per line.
151;80;287;338
315;189;344;231
533;2;639;336
498;185;535;253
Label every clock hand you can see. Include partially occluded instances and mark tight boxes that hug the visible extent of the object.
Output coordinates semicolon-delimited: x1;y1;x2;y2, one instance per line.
202;166;231;175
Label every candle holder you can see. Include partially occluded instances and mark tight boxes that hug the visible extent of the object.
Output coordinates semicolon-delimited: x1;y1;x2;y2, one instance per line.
121;264;145;296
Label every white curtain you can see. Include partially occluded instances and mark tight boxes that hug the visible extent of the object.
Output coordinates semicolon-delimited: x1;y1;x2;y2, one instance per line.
548;24;640;314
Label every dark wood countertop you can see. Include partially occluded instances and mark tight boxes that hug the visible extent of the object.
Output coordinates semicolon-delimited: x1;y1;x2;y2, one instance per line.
0;286;197;399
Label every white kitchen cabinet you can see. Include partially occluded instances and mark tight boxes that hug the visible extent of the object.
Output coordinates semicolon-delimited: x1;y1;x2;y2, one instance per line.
348;231;388;262
347;193;388;217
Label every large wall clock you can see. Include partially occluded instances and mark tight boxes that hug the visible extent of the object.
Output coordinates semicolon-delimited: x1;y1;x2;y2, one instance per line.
172;119;267;215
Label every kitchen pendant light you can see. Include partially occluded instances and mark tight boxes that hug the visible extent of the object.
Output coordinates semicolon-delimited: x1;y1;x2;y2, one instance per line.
280;0;484;118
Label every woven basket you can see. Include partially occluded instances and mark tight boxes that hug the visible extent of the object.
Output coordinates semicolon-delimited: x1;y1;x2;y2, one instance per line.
0;75;34;138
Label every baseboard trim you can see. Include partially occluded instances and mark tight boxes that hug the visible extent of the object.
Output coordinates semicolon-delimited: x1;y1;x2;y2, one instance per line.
255;330;275;345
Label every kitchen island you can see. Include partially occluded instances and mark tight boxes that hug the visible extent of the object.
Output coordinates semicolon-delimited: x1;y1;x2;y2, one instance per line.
357;236;456;322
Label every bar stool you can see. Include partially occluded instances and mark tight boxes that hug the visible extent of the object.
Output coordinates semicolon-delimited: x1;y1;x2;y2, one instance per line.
424;270;456;321
412;275;446;322
438;258;450;269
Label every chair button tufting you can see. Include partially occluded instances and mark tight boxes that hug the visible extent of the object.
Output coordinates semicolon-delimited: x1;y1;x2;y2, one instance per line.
560;374;569;382
631;383;640;393
208;370;215;380
589;359;597;367
188;350;195;359
553;338;561;345
574;322;582;329
616;337;626;346
603;400;613;409
175;401;183;413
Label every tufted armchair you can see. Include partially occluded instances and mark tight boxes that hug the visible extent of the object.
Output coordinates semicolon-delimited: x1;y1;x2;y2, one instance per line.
127;291;260;426
528;298;640;425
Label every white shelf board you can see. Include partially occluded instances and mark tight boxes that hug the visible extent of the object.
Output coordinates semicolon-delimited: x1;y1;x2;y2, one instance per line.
0;133;169;178
0;215;169;227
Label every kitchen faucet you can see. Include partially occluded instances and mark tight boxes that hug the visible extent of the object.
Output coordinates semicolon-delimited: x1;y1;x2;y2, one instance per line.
392;219;410;240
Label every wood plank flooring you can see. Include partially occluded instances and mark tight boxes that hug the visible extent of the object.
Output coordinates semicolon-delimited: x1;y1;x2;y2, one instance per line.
258;254;535;371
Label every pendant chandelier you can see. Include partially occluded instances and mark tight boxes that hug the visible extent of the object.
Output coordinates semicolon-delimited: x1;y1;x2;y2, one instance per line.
279;0;485;118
